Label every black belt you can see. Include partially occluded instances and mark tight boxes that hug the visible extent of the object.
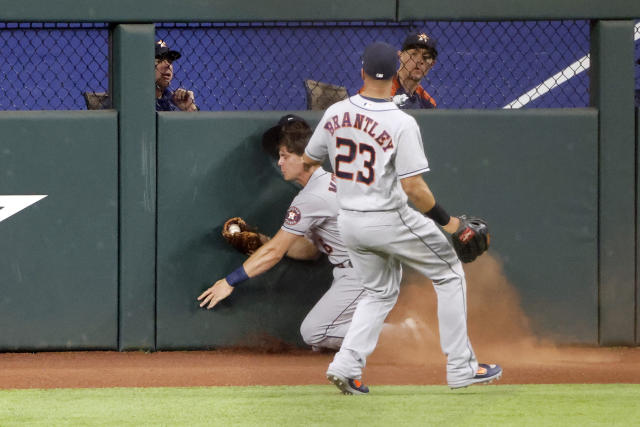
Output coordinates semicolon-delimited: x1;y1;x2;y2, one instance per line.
335;260;353;269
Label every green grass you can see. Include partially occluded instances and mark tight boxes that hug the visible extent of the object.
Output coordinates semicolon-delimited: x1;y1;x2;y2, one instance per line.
1;385;639;426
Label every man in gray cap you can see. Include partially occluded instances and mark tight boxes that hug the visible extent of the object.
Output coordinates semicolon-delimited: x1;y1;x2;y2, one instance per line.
155;40;198;111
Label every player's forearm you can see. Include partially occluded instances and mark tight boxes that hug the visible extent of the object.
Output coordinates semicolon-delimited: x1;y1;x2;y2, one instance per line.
243;242;287;277
286;237;320;260
402;175;458;233
241;230;299;276
401;175;436;212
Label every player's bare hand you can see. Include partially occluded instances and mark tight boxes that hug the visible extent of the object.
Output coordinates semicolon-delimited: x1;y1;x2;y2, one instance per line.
197;279;233;309
172;88;197;111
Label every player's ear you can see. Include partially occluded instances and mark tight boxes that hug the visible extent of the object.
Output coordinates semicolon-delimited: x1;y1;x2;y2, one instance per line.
360;68;365;80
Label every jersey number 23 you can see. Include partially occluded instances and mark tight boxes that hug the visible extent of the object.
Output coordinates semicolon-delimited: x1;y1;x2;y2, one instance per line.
335;137;375;185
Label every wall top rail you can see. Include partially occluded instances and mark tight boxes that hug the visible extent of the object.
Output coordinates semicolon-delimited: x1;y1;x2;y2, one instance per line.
399;0;640;21
0;0;396;23
0;0;638;23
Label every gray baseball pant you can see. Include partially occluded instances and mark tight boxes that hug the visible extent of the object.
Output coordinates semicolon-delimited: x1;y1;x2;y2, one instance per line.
327;205;479;387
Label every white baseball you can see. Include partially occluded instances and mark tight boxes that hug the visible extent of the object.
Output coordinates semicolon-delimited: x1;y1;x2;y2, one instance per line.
229;224;241;234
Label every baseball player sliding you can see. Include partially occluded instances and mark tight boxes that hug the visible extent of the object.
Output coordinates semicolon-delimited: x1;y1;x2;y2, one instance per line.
302;42;499;394
197;115;364;351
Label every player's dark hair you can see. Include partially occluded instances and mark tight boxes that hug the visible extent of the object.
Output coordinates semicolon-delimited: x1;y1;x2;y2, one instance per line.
278;121;312;156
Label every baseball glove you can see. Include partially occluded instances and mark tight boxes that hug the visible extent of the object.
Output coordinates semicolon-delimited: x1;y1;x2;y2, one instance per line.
222;217;264;255
451;215;490;263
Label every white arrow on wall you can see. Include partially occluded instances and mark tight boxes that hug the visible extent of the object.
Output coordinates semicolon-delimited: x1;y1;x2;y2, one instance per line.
0;195;48;223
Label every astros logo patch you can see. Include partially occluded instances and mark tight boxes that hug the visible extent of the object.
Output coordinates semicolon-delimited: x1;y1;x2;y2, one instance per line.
285;206;302;225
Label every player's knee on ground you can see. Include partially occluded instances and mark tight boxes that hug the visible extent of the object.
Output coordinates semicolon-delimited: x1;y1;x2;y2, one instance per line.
299;318;342;350
299;317;322;346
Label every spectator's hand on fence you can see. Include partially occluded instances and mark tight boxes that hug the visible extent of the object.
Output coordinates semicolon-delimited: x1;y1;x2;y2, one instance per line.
172;88;198;111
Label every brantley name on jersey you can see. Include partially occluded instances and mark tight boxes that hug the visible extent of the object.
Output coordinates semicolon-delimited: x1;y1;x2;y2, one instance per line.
322;112;394;152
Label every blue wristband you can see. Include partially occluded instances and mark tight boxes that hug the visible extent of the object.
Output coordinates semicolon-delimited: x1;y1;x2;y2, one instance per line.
226;266;249;287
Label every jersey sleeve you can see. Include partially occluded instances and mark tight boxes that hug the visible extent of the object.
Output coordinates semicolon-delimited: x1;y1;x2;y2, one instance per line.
395;116;430;179
280;194;322;236
304;111;331;162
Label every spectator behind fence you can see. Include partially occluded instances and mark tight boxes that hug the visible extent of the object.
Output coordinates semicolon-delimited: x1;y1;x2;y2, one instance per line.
155;40;198;112
391;32;438;109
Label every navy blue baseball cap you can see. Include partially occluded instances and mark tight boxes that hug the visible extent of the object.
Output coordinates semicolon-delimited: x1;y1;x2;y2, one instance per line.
401;32;438;58
155;40;181;61
362;42;398;80
262;114;310;158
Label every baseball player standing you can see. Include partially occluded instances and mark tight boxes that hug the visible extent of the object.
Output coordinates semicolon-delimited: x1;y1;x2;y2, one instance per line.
198;115;364;351
302;42;501;394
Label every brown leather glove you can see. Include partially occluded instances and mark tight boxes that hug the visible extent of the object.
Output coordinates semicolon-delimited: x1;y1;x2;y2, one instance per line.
221;217;264;255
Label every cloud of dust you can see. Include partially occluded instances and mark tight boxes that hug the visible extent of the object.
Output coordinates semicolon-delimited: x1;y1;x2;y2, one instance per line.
227;254;623;367
373;254;580;366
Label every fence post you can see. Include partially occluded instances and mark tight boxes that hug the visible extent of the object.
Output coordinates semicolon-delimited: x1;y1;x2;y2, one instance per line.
590;20;636;345
112;24;157;351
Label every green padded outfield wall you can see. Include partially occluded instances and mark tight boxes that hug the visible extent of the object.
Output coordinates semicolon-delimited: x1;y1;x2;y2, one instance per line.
0;1;638;350
0;112;118;351
112;24;158;351
591;21;637;346
413;110;598;343
155;109;598;347
156;112;333;348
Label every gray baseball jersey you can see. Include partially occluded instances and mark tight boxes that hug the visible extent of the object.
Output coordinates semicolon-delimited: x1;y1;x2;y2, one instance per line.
281;168;349;266
305;95;429;211
281;167;364;350
306;94;480;387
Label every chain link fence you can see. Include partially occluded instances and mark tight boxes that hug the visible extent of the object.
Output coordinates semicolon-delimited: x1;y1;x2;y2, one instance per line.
157;20;591;110
0;22;108;110
3;20;640;110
